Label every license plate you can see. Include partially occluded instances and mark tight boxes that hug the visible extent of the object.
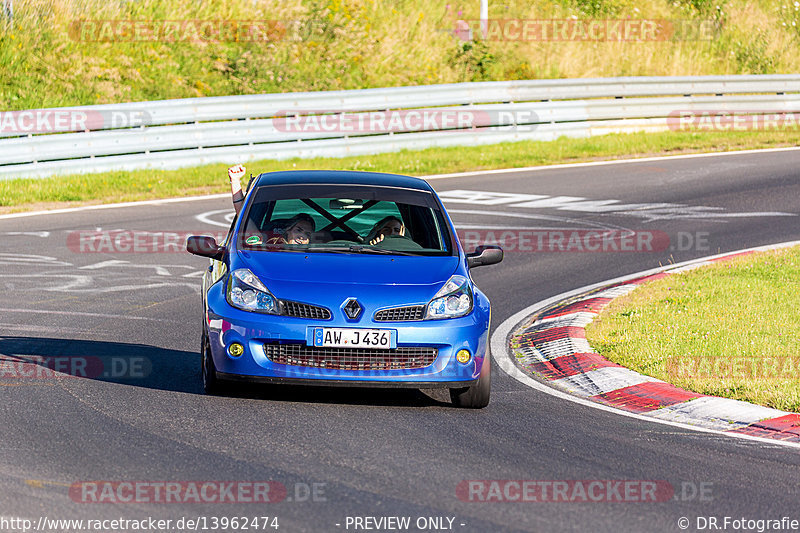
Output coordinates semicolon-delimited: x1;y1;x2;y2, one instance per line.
312;328;395;349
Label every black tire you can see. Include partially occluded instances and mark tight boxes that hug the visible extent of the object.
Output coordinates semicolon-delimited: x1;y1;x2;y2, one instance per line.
450;356;491;409
201;327;226;395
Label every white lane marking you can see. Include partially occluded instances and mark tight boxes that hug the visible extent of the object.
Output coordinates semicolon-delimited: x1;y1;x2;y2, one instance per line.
0;193;229;220
635;211;795;220
590;285;638;299
0;323;110;335
446;209;632;232
670;261;715;273
196;208;235;228
0;253;72;267
511;196;649;212
549;367;662;397
0;308;158;321
0;253;202;293
1;274;96;291
1;231;50;237
621;209;797;223
440;191;548;205
514;345;545;367
454;224;616;231
425;145;800;180
526;337;595;361
1;273;200;294
44;281;200;294
647;397;787;432
78;260;195;276
522;312;597;330
77;259;129;270
490;240;800;450
440;189;796;221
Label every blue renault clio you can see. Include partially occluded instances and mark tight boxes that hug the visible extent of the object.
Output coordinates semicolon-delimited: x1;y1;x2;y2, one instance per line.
187;170;502;408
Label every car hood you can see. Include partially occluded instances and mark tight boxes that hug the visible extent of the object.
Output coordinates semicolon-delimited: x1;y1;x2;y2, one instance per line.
234;250;461;308
237;250;459;285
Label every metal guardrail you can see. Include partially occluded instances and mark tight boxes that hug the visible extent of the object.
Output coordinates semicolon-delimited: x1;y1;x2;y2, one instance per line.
1;75;799;179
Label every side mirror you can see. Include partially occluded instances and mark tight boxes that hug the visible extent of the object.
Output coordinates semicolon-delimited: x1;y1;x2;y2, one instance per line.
186;236;225;261
466;245;503;268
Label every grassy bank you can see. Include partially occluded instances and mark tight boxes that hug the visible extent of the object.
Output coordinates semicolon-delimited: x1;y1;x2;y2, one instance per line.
1;128;798;213
585;246;800;412
1;0;800;111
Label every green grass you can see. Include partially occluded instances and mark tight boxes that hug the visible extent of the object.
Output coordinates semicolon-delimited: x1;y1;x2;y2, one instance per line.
2;0;800;111
1;128;798;213
585;246;800;412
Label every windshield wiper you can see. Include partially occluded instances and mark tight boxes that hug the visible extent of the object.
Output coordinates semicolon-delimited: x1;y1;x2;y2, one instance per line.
346;246;417;256
290;245;353;254
266;244;418;256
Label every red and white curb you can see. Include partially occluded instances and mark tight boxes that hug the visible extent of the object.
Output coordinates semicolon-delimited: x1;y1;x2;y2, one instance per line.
491;241;800;449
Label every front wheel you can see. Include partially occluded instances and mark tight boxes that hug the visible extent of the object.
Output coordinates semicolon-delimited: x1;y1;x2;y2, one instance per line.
450;356;491;409
201;326;226;395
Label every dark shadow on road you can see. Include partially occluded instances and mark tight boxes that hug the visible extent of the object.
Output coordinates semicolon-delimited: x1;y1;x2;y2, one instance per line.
0;336;451;407
0;336;201;393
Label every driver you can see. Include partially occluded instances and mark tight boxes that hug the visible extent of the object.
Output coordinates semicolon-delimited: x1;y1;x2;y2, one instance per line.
267;214;316;245
366;216;408;245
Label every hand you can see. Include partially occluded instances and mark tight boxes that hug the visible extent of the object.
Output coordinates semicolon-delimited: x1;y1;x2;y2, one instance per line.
228;164;246;182
369;234;385;245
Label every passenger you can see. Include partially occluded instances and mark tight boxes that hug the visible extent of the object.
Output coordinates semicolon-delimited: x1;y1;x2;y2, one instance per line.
227;163;247;215
267;214;316;245
366;216;407;245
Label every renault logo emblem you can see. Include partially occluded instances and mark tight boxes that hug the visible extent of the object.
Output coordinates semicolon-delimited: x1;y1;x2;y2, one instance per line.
343;298;362;320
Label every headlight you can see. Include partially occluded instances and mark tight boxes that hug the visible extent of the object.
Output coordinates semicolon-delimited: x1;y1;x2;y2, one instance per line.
227;268;280;314
425;275;473;319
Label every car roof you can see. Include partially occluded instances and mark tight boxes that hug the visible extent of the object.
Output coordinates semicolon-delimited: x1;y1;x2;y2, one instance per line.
253;170;434;192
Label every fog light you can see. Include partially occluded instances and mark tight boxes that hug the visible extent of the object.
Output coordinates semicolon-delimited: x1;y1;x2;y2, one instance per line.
228;343;244;357
456;349;471;364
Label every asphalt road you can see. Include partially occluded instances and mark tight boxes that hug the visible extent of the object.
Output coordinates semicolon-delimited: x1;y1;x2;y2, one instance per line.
1;149;799;533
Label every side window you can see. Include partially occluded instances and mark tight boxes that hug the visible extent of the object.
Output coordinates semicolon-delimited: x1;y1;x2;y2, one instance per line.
401;205;441;250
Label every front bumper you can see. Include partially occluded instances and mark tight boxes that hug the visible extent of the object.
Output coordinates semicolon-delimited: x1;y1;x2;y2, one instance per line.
215;373;478;389
204;281;490;386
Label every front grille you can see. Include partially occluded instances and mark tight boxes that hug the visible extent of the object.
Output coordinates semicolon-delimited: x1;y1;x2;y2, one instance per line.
374;305;426;322
264;343;437;370
281;300;331;320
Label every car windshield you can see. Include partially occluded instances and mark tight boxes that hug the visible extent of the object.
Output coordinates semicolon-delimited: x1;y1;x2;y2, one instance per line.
238;183;453;256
